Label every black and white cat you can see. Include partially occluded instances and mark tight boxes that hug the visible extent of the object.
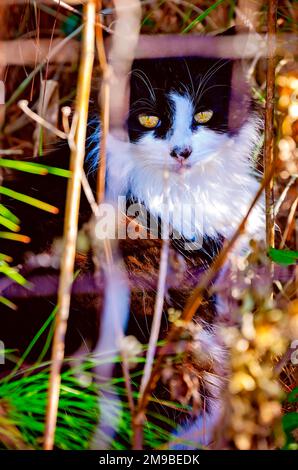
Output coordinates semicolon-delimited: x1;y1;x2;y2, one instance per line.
89;56;264;251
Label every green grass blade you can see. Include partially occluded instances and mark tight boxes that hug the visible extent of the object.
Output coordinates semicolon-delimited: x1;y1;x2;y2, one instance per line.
0;159;48;175
182;0;226;33
36;316;55;364
0;231;30;243
33;163;71;178
0;215;20;232
6;307;57;382
0;158;71;178
0;253;13;262
0;264;28;285
0;186;59;214
0;204;20;224
0;296;17;310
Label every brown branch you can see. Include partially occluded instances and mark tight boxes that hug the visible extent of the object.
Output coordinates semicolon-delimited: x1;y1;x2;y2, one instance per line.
43;0;96;451
264;0;278;249
132;164;276;449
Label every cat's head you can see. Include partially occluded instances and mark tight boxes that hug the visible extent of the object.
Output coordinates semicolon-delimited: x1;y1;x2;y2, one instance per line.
127;56;236;172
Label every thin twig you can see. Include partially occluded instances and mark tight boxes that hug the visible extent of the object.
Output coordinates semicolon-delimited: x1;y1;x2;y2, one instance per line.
18;100;68;140
61;106;71;135
82;171;100;216
43;0;96;450
139;238;170;399
133;239;169;450
279;196;298;249
95;0;109;203
264;0;278;249
274;175;297;217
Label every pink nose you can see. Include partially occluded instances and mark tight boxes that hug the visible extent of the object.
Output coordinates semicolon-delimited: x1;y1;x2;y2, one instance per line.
170;146;192;159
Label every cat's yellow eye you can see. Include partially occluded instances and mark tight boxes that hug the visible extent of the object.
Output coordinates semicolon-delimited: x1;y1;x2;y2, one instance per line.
194;110;213;124
138;114;160;129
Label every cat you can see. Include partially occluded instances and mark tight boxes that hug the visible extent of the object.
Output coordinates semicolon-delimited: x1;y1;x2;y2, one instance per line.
88;56;264;252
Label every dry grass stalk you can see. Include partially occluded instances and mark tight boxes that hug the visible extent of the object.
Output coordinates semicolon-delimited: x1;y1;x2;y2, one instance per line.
95;0;109;203
264;0;278;249
18;99;67;141
33;80;60;154
138;237;170;397
43;0;96;451
133;237;170;450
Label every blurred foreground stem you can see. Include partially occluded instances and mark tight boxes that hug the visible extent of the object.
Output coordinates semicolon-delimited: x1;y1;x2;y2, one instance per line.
43;0;96;450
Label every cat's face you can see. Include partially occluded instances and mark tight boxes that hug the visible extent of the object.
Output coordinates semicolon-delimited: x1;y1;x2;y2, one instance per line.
127;57;233;172
97;55;261;245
